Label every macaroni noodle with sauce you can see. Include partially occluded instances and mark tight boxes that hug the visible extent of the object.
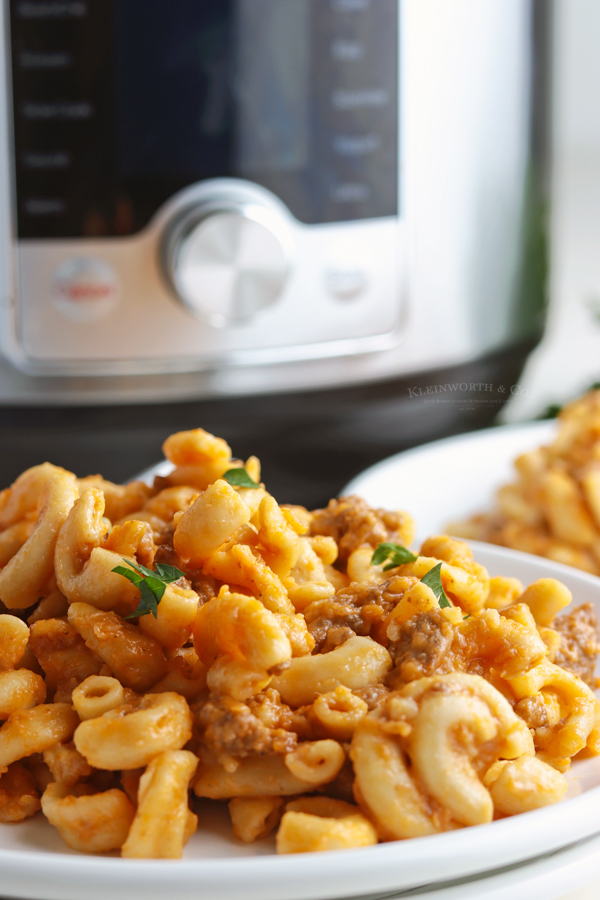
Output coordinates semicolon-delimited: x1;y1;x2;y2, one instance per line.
0;426;597;858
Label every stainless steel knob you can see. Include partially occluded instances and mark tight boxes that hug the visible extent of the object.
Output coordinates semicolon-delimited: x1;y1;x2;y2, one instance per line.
164;202;292;326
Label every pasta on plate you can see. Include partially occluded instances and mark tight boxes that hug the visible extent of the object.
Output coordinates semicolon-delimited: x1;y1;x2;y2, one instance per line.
450;389;600;576
0;427;598;858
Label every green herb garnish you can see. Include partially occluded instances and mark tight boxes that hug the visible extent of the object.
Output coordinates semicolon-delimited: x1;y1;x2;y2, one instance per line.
112;560;185;620
223;468;260;488
420;562;452;609
371;542;418;570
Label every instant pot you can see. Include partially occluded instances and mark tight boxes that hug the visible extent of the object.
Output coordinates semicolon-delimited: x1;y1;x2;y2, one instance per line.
0;0;550;506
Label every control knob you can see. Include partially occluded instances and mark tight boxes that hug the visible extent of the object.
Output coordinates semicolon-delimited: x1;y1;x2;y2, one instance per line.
163;201;292;326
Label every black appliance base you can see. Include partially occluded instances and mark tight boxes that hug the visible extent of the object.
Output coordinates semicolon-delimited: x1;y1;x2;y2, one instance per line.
0;340;535;508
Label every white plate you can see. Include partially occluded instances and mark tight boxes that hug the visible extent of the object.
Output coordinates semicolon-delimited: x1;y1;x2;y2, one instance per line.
400;830;600;900
343;421;556;545
393;830;600;900
2;542;600;900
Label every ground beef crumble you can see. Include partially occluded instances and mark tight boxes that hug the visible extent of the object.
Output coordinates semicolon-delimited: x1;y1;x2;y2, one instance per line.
514;695;548;729
153;543;218;605
198;694;297;762
352;683;390;709
309;495;413;564
304;576;411;652
553;602;600;687
387;609;455;686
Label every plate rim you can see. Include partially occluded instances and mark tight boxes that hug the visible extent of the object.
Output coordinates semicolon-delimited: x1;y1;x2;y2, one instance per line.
342;419;556;498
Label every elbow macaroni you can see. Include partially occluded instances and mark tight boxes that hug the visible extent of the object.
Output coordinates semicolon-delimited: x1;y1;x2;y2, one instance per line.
449;389;600;577
0;474;79;610
121;749;198;858
0;425;594;858
41;781;135;853
73;692;193;770
276;798;377;853
270;635;392;706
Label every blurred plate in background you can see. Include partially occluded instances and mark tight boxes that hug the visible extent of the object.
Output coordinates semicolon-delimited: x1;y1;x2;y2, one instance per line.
343;421;556;545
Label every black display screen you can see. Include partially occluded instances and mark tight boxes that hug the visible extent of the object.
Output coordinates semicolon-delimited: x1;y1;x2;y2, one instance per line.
10;0;398;238
115;2;235;182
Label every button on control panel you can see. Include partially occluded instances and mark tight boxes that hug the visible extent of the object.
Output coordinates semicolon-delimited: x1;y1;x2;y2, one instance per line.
51;257;119;322
324;238;372;299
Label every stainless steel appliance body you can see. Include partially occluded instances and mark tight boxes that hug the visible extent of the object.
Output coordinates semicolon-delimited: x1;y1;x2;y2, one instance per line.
0;0;548;406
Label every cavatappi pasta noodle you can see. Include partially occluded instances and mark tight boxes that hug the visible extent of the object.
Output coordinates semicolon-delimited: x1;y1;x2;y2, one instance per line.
0;427;598;857
450;389;600;579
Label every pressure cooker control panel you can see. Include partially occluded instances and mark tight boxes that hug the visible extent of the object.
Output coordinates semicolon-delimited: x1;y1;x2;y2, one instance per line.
4;0;402;375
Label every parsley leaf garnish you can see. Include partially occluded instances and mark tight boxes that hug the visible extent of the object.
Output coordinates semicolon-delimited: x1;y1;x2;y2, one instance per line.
112;560;185;620
420;562;452;609
371;542;418;570
223;468;260;488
